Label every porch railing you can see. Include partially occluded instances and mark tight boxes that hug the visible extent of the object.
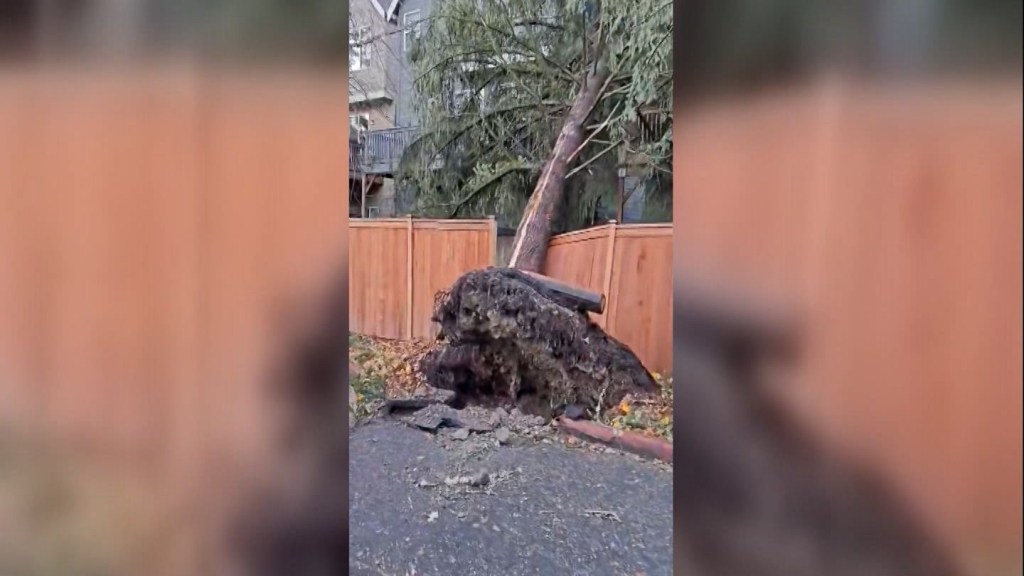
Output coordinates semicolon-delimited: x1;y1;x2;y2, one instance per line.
353;126;417;174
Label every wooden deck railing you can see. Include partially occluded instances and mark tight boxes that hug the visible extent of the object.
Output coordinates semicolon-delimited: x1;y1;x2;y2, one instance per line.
353;126;417;174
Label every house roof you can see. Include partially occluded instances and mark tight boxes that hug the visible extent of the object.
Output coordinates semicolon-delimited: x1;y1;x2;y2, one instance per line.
368;0;402;22
385;0;402;22
368;0;386;19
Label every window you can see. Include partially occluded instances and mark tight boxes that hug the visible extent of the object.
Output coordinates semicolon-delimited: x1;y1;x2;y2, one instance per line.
350;113;370;138
367;206;381;218
402;10;422;53
349;25;371;70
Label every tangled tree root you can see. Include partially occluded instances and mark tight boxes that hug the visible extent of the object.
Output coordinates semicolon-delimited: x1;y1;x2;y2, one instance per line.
419;267;657;419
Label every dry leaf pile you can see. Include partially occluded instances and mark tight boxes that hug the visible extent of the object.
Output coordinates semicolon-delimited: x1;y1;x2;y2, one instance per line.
349;334;438;398
604;373;674;441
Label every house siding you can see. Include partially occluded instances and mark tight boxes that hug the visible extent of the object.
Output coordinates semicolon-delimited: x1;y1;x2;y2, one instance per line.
391;0;434;128
349;105;395;132
350;0;436;218
349;0;400;123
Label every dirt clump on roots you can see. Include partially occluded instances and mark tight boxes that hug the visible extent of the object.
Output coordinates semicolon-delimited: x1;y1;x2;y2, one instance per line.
419;267;657;419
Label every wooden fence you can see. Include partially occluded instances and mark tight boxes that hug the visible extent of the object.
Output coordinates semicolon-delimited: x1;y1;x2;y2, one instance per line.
348;219;673;372
544;223;673;373
349;218;496;340
677;81;1022;576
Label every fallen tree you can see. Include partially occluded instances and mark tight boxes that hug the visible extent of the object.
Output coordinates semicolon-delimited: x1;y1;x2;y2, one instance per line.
408;0;672;418
419;267;656;419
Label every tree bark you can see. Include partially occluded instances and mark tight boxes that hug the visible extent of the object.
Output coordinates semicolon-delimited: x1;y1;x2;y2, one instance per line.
508;63;610;272
519;270;606;313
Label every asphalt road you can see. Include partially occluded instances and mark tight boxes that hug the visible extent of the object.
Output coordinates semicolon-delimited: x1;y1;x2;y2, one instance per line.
349;420;674;576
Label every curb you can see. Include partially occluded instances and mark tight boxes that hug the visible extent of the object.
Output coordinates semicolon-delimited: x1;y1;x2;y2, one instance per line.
554;417;673;463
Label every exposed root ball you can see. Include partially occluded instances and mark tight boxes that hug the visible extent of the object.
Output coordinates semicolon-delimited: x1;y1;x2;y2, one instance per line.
419;267;656;418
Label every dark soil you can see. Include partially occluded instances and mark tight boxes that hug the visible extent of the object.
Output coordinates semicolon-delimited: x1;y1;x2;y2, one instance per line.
419;267;657;419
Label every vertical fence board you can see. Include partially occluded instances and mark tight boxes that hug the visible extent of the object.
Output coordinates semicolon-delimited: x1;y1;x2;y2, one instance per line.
606;227;674;373
349;222;409;339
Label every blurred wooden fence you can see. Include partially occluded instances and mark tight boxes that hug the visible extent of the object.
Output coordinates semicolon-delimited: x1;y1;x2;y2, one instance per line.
348;220;673;373
677;81;1023;576
0;69;349;575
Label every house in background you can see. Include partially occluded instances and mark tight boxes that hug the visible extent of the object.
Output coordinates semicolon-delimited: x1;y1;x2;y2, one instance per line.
349;0;431;218
345;0;668;225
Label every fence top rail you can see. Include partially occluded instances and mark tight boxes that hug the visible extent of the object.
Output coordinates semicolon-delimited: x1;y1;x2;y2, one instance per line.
613;222;674;230
548;222;673;245
351;219;668;236
548;227;612;246
616;225;673;238
350;217;496;230
350;217;493;225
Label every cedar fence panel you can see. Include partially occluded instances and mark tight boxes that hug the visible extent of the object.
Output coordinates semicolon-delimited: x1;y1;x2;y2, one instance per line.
349;219;674;373
348;218;497;340
544;223;674;373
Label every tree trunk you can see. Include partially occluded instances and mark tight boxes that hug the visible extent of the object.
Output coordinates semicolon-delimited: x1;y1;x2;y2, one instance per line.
508;63;610;272
519;270;606;314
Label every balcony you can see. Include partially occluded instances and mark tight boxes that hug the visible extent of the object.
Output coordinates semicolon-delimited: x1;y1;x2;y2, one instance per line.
351;126;417;176
349;133;361;171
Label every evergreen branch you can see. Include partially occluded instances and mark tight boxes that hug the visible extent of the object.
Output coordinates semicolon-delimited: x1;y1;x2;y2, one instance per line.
448;163;540;217
567;140;622;179
447;16;577;83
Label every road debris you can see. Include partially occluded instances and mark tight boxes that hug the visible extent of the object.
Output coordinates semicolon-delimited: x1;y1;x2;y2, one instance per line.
584;509;622;522
443;470;491;488
384;388;457;413
494;427;512;445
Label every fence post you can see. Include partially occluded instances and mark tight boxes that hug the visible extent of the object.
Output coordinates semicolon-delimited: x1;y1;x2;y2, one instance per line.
600;220;618;329
406;214;414;339
488;215;497;266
